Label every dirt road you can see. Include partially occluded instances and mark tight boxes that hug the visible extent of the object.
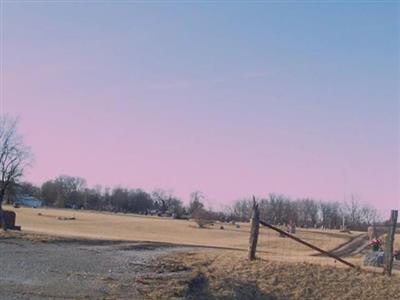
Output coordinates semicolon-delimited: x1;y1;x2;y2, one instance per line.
0;234;194;299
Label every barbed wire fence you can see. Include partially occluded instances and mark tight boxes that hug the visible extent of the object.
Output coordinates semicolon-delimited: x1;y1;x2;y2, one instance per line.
248;199;398;275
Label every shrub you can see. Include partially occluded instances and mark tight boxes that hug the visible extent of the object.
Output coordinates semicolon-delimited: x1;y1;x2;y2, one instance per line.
192;208;215;228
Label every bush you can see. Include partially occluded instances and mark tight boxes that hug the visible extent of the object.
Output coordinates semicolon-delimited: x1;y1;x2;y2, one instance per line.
192;208;215;228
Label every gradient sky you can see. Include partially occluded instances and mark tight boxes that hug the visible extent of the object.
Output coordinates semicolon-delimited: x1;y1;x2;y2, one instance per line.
2;1;399;214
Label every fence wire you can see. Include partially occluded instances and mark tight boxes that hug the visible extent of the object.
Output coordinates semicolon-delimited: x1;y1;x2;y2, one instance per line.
257;225;360;267
254;212;399;274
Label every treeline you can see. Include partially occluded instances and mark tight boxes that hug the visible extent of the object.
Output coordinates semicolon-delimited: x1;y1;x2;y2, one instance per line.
229;195;379;230
10;176;213;219
10;175;379;230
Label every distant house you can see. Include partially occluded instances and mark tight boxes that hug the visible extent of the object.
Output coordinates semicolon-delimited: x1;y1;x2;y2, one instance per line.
15;195;43;208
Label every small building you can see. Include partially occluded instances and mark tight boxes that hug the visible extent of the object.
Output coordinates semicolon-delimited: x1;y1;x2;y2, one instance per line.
15;196;43;208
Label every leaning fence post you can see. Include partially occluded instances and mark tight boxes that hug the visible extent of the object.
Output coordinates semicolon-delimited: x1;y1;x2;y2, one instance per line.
384;210;398;276
248;196;260;260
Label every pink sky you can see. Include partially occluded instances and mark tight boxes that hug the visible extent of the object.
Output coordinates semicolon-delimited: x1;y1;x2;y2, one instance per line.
3;2;399;215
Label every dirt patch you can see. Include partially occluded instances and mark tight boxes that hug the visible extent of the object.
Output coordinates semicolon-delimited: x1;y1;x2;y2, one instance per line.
0;232;197;299
138;251;400;300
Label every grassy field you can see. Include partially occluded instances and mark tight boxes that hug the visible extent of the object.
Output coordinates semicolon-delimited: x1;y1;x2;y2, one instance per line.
5;205;356;257
5;205;400;266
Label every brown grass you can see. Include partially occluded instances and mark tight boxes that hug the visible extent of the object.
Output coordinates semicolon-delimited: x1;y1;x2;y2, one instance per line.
6;205;400;270
138;251;400;300
5;205;354;253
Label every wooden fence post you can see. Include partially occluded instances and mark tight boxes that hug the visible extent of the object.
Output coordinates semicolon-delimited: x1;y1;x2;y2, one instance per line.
384;210;398;276
248;196;260;260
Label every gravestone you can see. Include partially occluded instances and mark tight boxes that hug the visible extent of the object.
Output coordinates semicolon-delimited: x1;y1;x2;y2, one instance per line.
0;210;21;230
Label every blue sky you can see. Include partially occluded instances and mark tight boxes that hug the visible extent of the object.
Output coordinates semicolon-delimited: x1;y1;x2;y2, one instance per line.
3;1;399;214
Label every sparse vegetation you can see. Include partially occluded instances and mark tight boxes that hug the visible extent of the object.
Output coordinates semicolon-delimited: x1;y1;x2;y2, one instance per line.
192;207;215;228
139;251;400;300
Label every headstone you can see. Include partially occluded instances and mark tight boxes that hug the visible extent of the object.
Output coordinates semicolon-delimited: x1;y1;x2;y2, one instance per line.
0;211;21;230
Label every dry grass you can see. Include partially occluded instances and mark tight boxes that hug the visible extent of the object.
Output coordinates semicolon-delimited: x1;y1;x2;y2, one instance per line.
6;205;400;269
5;205;354;254
138;251;400;300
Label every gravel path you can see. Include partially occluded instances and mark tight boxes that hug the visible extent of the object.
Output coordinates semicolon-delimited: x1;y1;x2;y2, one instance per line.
0;237;194;299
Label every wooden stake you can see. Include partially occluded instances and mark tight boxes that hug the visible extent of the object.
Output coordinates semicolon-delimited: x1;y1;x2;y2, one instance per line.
248;196;260;260
384;210;398;276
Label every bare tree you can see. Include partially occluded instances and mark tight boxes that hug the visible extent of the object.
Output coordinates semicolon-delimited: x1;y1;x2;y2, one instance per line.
296;199;318;228
152;188;183;215
0;116;31;230
320;201;341;229
231;198;252;221
344;195;364;229
188;191;205;215
360;204;379;225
